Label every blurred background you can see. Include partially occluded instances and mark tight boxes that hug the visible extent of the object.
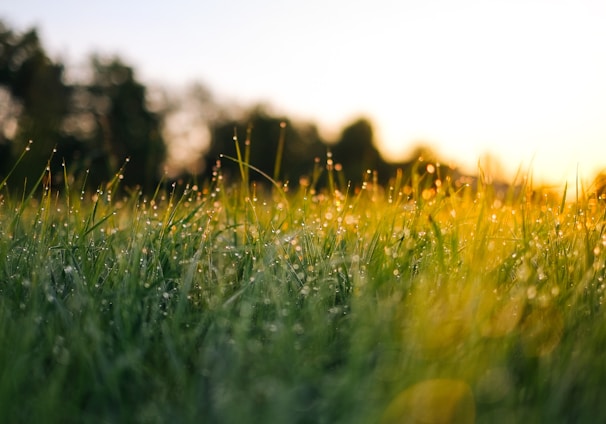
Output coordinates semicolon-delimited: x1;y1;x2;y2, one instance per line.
1;0;606;192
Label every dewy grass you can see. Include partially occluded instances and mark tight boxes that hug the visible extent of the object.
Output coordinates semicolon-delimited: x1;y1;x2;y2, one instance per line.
2;151;606;423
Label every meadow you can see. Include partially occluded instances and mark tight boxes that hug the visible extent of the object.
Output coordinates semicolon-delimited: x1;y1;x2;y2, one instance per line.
1;147;606;423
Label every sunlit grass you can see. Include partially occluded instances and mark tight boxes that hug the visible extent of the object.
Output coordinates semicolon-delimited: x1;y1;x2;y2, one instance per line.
2;149;606;423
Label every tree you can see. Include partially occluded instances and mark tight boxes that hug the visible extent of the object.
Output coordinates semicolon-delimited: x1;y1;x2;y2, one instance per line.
330;117;391;185
0;21;168;192
204;105;326;186
0;20;71;185
74;56;166;190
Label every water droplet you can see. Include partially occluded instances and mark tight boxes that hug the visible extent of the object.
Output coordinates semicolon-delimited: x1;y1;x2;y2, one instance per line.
526;286;537;300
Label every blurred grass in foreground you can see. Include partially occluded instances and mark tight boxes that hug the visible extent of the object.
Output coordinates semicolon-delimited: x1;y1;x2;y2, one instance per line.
1;149;606;423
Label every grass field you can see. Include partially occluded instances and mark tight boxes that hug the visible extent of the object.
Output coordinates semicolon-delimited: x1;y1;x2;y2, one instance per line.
1;150;606;423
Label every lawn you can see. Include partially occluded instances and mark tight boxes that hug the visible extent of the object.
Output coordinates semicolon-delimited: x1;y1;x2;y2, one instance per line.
1;152;606;423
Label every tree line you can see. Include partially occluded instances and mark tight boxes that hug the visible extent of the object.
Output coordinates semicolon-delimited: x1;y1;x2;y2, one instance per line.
1;21;165;192
0;20;469;194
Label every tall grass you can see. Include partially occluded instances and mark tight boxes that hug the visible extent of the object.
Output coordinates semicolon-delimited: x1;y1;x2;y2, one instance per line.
1;147;606;423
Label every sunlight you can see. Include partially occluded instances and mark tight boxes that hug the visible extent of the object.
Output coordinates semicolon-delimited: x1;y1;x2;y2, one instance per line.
372;0;606;184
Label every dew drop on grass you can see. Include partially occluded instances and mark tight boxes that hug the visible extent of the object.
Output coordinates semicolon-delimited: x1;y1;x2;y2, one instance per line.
526;286;537;300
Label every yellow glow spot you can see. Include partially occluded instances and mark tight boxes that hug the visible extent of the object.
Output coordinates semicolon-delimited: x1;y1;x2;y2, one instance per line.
381;379;475;424
421;188;436;200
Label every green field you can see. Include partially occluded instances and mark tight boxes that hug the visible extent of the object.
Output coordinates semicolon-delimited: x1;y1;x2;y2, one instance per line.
1;153;606;423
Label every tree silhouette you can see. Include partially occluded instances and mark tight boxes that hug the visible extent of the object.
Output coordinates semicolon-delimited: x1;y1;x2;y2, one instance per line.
0;21;71;185
74;56;166;190
330;117;392;185
0;21;168;192
204;105;325;186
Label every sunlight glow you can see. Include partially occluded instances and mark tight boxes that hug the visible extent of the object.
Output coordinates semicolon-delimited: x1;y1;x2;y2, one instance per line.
369;1;606;184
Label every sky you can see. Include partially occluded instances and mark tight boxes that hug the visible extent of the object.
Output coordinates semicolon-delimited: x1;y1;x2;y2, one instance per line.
3;0;606;186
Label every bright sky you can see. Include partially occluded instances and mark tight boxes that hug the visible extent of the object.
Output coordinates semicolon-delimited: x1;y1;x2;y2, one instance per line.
3;0;606;185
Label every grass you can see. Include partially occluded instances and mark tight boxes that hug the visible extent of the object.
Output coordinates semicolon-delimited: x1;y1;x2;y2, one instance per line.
1;149;606;423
